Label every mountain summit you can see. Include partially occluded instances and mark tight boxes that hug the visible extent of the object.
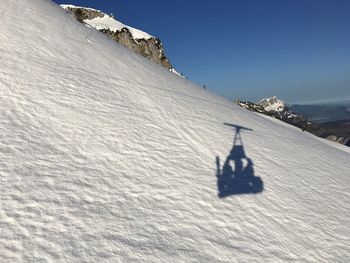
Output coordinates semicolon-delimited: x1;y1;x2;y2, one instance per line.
1;0;350;261
258;96;286;112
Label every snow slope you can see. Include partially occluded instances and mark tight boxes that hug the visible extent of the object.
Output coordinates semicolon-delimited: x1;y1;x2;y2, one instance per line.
1;0;350;262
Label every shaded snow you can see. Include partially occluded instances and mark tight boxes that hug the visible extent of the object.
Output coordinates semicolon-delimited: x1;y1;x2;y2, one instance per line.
1;0;350;262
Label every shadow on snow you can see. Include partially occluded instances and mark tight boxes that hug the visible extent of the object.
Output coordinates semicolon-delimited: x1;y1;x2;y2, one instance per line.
216;123;264;198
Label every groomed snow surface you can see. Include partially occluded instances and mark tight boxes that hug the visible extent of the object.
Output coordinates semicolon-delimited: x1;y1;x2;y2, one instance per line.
1;0;350;262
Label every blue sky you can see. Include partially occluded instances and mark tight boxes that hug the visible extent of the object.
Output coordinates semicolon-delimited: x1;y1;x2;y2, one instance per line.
53;0;350;103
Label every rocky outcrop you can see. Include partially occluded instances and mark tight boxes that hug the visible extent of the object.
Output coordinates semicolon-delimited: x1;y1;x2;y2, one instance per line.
99;28;171;69
62;5;175;72
64;6;103;21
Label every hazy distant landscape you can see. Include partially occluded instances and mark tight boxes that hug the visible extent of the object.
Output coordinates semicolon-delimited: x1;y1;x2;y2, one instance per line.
290;100;350;146
290;99;350;123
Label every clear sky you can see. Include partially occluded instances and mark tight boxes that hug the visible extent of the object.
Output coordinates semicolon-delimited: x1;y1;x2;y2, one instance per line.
53;0;350;103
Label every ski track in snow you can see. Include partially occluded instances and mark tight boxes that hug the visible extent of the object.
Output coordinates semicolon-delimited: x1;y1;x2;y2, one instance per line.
1;0;350;262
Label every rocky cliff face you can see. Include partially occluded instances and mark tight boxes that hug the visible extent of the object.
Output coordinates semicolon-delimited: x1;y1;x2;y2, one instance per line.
99;28;171;69
61;5;176;73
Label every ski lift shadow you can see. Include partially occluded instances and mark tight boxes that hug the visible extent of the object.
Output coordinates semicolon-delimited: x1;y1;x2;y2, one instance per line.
216;123;264;198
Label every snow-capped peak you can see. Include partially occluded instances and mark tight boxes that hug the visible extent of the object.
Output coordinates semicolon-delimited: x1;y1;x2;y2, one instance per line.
258;96;286;112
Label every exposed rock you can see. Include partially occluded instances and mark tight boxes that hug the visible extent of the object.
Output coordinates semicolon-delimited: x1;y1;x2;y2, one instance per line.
99;28;171;69
62;5;176;73
65;6;104;21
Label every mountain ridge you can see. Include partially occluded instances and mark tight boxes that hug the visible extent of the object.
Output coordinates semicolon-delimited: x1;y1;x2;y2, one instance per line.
236;96;350;146
236;96;311;129
61;4;181;75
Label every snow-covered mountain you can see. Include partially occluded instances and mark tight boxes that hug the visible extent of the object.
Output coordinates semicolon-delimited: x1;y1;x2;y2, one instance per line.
258;96;313;126
1;0;350;262
61;4;180;75
236;97;311;130
258;96;286;112
237;97;350;147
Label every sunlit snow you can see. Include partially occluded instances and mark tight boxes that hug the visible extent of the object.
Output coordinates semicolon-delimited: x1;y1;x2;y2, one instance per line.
1;0;349;262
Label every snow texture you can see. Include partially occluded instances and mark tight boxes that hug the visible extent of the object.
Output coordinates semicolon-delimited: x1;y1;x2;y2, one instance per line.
1;0;350;262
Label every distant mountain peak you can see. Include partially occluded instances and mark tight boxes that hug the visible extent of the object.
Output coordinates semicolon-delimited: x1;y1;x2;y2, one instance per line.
237;97;350;147
236;97;311;130
257;96;286;112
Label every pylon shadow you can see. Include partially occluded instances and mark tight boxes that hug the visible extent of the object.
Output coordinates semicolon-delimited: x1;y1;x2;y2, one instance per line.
216;123;264;197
